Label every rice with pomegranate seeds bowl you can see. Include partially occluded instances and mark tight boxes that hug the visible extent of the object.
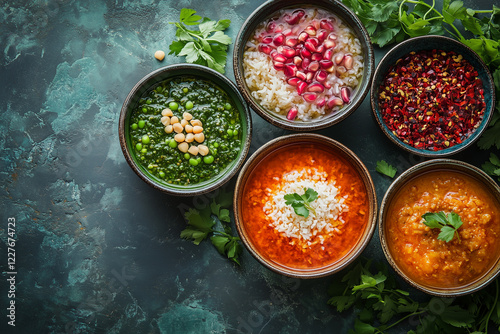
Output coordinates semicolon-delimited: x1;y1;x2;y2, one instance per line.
243;6;364;122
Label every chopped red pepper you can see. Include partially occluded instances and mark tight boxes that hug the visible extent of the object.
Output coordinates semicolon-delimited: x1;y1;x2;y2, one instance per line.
378;50;486;151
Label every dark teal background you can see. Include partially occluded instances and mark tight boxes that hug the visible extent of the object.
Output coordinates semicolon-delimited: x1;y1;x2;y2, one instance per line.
0;0;498;333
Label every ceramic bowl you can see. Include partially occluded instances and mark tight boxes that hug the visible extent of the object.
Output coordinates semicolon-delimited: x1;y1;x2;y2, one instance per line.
233;133;377;278
379;159;500;296
371;35;495;157
233;0;374;131
119;64;252;196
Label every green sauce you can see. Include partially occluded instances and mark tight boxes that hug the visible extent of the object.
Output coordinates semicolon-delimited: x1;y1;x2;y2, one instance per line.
129;77;242;185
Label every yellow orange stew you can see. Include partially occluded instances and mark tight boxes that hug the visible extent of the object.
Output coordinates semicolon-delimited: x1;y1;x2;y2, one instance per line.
241;144;369;269
386;171;500;288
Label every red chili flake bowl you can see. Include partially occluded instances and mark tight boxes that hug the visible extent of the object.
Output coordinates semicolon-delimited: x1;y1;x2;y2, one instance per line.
370;35;495;157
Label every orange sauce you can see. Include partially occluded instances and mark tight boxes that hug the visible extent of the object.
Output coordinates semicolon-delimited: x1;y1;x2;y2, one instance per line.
241;144;369;269
386;171;500;288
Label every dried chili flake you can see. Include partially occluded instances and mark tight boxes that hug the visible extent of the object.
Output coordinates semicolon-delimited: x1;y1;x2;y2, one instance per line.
378;49;486;151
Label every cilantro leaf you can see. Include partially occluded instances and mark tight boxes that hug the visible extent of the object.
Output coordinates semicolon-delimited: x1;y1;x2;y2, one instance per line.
376;160;397;178
284;187;318;218
421;211;463;242
181;208;215;245
169;8;232;73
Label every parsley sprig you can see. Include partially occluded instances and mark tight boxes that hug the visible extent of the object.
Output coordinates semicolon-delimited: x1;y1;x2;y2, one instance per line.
169;8;232;73
328;258;500;333
421;211;463;242
376;160;397;178
284;188;318;218
180;190;242;265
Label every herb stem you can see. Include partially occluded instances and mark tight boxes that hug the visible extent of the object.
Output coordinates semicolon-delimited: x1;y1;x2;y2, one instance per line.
375;310;427;333
484;280;499;333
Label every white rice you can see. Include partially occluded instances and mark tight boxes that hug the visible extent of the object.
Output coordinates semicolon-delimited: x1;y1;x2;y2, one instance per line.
263;168;349;246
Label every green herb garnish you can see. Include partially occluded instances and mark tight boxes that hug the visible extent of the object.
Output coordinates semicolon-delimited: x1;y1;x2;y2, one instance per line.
180;190;242;265
376;160;397;178
482;152;500;181
284;187;318;218
328;258;500;333
168;8;232;73
421;211;463;242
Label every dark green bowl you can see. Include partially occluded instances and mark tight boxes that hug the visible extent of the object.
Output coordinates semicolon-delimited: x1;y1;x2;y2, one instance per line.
118;64;252;196
371;35;495;157
233;0;374;131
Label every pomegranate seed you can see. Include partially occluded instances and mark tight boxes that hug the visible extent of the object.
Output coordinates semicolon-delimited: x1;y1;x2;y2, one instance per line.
306;37;319;47
298;32;309;42
323;49;334;60
281;46;296;58
284;64;298;77
282;28;292;36
285;37;298;47
274;24;284;33
343;55;354;70
287;77;300;86
319;59;334;69
258;44;272;54
341;87;351;103
272;53;287;63
306;71;314;82
304;25;316;36
312;20;320;30
300;47;312;58
287;107;298;121
293;56;302;66
324;81;331;89
301;58;311;71
311;53;322;61
273;61;285;70
307;82;325;93
317;29;328;42
324;39;336;49
303;92;317;102
316;70;328;82
316;97;326;108
327;96;343;108
291;25;301;35
294;9;305;19
308;61;320;72
328;33;337;40
296;71;307;81
297;81;307;95
304;41;316;53
334;52;345;65
316;45;325;54
270;50;277;58
266;21;276;33
320;19;335;31
261;35;273;44
274;34;285;46
285;10;304;25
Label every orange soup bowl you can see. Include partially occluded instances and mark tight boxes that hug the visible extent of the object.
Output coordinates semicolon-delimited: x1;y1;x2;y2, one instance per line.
379;159;500;297
233;133;377;278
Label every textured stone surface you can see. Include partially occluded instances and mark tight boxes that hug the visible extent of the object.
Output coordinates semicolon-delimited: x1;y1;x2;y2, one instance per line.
0;0;496;333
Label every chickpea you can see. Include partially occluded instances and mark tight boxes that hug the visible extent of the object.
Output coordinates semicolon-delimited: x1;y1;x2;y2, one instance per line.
190;119;202;127
198;145;209;156
178;142;189;153
181;119;188;127
193;126;203;134
183;112;193;121
162;108;173;117
154;50;165;61
188;145;199;156
185;133;195;143
194;132;205;143
173;123;183;133
161;116;171;126
174;133;185;142
171;116;180;124
165;125;173;134
185;124;193;133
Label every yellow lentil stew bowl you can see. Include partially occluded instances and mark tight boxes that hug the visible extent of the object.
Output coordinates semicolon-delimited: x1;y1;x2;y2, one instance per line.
379;159;500;296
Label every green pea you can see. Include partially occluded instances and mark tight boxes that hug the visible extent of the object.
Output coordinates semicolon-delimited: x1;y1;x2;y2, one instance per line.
159;171;166;178
203;155;214;164
212;148;218;156
142;135;150;144
227;129;233;136
184;153;190;160
196;157;201;163
169;101;179;110
141;148;147;154
138;120;146;128
146;99;152;105
233;129;239;136
186;101;194;110
131;123;138;130
142;107;148;113
156;86;162;93
224;103;231;110
183;87;188;93
148;164;154;169
136;143;143;151
169;140;177;148
214;142;219;148
189;158;199;166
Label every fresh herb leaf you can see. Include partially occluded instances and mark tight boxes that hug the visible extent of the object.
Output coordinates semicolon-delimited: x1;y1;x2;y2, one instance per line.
376;160;397;178
422;211;463;242
169;8;232;73
284;187;318;218
180;189;242;264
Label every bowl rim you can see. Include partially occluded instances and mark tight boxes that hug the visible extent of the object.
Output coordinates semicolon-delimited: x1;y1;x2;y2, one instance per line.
232;0;375;132
233;133;378;278
370;35;496;157
379;158;500;296
118;63;252;196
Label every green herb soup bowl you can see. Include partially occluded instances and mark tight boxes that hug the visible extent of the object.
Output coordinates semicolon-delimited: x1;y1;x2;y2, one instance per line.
371;35;495;157
119;64;252;196
379;159;500;297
